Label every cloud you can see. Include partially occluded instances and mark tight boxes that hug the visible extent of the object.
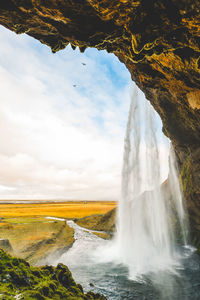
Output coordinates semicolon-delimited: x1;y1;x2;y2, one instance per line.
0;26;132;200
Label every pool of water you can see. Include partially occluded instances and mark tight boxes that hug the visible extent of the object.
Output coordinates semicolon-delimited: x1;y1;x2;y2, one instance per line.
47;221;200;300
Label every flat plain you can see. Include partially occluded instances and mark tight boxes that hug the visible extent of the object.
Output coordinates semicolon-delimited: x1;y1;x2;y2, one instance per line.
0;201;117;219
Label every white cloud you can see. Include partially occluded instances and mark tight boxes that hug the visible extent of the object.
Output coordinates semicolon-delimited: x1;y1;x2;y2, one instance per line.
0;26;132;200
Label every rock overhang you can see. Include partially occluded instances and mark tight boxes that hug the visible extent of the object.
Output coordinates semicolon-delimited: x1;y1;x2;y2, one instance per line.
0;0;200;250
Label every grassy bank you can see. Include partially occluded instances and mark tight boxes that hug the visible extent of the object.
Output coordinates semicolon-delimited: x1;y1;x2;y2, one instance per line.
0;201;117;264
75;208;116;237
0;217;74;265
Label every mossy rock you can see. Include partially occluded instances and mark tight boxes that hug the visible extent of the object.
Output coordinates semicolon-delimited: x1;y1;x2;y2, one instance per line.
0;249;107;300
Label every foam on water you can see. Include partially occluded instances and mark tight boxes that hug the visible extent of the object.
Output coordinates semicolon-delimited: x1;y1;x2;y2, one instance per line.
45;221;200;300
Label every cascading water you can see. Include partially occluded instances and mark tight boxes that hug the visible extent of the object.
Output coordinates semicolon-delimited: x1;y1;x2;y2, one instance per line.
116;87;187;279
47;87;200;300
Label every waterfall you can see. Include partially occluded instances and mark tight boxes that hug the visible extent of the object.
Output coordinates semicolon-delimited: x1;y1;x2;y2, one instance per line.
116;87;187;279
47;86;199;300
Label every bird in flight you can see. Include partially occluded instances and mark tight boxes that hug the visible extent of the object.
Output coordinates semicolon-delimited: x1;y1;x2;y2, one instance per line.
73;84;77;87
82;63;86;66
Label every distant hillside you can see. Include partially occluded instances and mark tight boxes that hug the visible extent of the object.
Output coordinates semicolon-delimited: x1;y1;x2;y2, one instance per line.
75;208;116;237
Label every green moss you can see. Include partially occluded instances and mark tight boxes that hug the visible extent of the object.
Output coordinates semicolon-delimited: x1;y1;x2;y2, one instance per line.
0;249;106;300
20;290;45;300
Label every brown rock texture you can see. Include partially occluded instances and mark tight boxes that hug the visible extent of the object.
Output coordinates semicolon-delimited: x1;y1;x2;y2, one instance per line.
0;0;200;249
0;238;13;252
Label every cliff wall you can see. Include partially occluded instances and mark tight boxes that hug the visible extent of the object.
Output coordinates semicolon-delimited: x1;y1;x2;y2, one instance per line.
0;0;200;249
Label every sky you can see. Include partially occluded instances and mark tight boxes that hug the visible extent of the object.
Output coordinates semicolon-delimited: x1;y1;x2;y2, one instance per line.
0;26;170;201
0;25;134;201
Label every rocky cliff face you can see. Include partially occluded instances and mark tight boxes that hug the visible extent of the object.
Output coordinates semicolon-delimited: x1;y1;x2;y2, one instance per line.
0;0;200;249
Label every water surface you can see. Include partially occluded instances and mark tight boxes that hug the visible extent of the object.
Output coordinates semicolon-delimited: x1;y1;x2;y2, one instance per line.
47;221;200;300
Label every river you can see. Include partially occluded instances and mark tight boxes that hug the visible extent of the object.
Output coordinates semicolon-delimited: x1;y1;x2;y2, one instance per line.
46;220;200;300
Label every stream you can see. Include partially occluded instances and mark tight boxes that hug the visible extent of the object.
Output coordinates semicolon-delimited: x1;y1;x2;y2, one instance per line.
46;220;200;300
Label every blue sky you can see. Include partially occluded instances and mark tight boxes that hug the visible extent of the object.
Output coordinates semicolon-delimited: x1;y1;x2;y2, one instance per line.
0;25;133;200
0;26;170;201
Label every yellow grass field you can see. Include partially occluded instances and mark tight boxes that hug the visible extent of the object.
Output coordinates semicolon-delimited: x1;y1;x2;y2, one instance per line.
0;201;117;219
